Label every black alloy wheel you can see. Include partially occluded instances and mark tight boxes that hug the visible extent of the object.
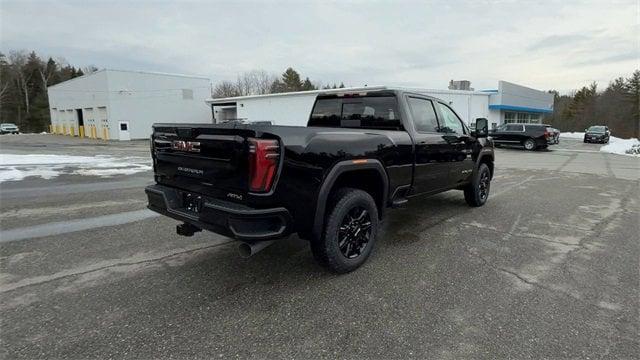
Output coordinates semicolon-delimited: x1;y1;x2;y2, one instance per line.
338;206;372;259
311;187;379;273
478;170;490;201
464;163;491;207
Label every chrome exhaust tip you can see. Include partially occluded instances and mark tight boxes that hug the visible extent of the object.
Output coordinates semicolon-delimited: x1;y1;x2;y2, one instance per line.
238;240;276;258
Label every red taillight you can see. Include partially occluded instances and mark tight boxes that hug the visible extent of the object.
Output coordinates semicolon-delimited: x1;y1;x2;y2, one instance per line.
248;138;279;192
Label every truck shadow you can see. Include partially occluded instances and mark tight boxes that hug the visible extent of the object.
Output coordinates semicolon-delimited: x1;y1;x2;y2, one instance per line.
169;190;473;289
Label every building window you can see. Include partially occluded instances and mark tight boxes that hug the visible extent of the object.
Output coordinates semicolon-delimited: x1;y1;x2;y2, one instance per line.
504;111;542;124
182;89;194;100
505;112;516;123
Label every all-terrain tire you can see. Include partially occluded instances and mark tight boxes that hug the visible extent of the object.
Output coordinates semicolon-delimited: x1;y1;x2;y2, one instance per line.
311;188;379;273
464;163;491;207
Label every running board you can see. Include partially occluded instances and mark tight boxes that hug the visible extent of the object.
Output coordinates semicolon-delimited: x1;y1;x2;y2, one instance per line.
391;198;408;208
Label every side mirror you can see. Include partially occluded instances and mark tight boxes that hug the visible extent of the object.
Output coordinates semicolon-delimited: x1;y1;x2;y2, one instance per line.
475;118;488;138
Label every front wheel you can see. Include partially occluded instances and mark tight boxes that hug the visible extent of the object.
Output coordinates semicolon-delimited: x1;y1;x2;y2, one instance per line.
311;188;379;273
464;163;491;207
523;138;536;151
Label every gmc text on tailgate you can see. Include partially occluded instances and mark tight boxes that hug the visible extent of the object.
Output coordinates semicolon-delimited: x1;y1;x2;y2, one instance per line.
146;89;495;273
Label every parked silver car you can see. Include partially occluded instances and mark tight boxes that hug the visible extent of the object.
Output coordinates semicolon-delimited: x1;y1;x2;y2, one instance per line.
0;123;19;134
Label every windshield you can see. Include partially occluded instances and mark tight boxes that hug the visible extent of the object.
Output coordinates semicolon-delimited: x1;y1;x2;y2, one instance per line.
587;126;606;133
1;123;17;127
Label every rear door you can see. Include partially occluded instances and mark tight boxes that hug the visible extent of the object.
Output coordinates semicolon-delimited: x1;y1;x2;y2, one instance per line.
494;124;524;144
152;125;252;201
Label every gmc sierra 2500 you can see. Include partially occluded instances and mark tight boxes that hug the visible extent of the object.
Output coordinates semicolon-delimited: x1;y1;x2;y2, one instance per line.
146;88;495;273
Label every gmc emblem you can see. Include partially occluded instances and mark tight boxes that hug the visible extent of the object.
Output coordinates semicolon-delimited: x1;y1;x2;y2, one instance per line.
172;140;200;153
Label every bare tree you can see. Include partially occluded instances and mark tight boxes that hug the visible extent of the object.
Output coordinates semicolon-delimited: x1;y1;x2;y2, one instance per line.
8;51;31;115
212;81;240;98
235;70;276;96
83;65;99;74
0;52;11;106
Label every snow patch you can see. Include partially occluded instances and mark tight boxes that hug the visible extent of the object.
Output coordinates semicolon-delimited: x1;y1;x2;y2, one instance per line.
600;138;640;157
0;153;151;182
560;132;640;157
560;132;586;139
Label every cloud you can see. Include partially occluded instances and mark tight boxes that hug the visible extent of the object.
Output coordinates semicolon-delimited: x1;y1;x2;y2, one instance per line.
571;52;639;67
1;0;637;91
527;34;592;51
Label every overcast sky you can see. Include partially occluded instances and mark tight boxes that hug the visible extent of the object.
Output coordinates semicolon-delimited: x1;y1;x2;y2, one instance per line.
1;0;638;92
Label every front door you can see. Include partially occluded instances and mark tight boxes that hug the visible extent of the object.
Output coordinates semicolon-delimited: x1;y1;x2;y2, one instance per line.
434;102;475;185
118;121;131;141
405;96;451;194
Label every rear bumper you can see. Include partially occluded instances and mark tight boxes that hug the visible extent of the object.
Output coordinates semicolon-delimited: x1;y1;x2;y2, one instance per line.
145;184;292;241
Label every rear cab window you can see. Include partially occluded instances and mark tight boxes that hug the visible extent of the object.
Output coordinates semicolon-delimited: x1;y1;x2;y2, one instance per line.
309;93;403;130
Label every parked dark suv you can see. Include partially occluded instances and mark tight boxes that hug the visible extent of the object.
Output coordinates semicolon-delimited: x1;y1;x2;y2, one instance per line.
490;123;556;150
583;126;610;143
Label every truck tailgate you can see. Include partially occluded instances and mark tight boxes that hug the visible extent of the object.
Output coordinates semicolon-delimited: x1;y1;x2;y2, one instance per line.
151;125;254;200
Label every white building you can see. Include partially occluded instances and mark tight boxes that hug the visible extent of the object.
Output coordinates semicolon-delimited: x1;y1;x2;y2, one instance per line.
207;81;553;129
47;69;212;140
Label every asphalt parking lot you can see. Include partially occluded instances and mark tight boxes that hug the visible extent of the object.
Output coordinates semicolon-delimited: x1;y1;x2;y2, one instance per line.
1;134;638;359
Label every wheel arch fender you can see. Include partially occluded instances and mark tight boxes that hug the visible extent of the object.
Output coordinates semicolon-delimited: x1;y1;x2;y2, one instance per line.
312;159;389;240
475;152;495;179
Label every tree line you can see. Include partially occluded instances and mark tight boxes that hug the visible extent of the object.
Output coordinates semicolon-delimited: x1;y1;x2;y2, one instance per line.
545;70;639;138
0;50;98;132
212;67;345;98
1;49;637;138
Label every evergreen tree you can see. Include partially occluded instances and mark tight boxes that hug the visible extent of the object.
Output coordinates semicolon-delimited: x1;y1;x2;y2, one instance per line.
301;77;316;91
280;67;303;92
625;70;640;137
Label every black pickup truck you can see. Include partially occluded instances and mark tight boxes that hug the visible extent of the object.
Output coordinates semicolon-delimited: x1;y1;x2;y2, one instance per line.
146;89;495;273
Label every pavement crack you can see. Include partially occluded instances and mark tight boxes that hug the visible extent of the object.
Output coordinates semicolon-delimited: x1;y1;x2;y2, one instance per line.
601;152;615;178
0;241;232;294
456;240;608;311
555;152;578;172
562;184;633;264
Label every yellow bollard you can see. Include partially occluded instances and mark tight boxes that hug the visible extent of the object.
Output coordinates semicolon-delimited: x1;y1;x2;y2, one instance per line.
103;127;109;140
70;126;75;137
62;125;67;135
79;126;84;138
58;125;62;135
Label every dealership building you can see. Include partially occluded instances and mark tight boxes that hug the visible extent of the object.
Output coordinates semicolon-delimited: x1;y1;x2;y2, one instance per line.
47;69;212;140
207;80;554;129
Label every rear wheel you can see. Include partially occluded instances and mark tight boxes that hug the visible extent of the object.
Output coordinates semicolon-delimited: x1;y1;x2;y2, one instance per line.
464;163;491;207
523;138;536;151
311;188;379;273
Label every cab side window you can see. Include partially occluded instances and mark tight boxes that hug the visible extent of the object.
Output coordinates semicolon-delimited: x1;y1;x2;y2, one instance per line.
436;103;465;134
407;97;439;133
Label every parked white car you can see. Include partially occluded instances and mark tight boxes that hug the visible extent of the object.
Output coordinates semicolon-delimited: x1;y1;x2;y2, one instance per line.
0;123;20;134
